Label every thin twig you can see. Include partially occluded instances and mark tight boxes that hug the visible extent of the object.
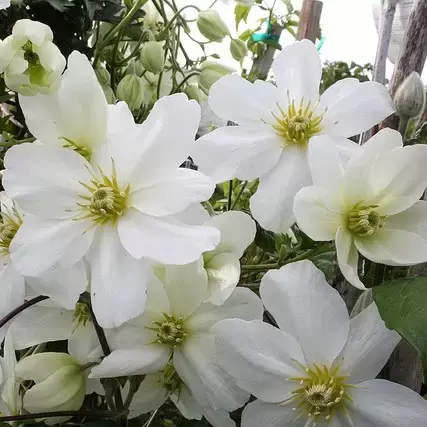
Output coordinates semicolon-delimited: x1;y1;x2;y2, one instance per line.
0;410;122;422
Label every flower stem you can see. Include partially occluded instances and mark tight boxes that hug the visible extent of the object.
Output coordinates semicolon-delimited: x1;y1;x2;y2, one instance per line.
373;263;386;287
231;181;248;210
228;180;233;210
0;295;48;330
144;409;159;427
0;410;122;422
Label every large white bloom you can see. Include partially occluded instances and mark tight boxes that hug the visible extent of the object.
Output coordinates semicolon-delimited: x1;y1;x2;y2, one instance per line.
294;129;427;289
192;39;394;233
89;271;263;412
3;94;220;328
161;207;256;305
18;51;108;160
0;19;65;95
0;193;87;340
212;260;427;427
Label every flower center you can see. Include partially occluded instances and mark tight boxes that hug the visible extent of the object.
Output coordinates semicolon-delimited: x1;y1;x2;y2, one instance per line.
61;137;92;161
272;99;324;147
149;313;188;347
22;41;46;86
347;202;386;237
75;164;130;227
0;207;22;256
160;363;183;394
73;302;91;327
281;363;353;425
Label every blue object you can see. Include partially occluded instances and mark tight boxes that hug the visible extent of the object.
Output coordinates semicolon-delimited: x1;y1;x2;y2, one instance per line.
251;19;280;43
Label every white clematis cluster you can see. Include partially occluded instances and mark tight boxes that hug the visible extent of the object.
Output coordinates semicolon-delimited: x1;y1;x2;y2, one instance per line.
1;16;427;427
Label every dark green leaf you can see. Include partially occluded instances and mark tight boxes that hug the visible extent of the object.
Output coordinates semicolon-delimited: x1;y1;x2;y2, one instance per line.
373;275;427;376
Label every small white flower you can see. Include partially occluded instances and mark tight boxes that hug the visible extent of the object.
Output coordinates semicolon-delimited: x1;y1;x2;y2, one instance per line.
0;193;87;341
18;51;108;159
294;129;427;289
16;352;86;424
127;365;236;427
0;19;65;95
3;94;220;328
212;260;427;427
192;39;394;233
89;271;263;412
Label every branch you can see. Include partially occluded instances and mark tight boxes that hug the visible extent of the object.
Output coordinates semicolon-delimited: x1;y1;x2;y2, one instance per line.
0;410;122;422
0;295;48;330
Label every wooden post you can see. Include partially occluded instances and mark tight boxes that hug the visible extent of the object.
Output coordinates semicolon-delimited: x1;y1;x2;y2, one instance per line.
381;0;427;130
296;0;323;42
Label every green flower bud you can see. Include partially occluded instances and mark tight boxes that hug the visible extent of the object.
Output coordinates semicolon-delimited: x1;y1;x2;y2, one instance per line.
124;58;144;77
140;41;165;74
95;65;110;85
197;9;230;42
394;72;426;119
199;61;235;95
230;38;248;61
184;83;203;103
116;74;144;110
101;83;116;104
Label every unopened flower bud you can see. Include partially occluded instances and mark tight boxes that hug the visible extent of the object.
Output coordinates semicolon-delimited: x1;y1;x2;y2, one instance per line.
197;9;230;42
394;72;426;119
16;353;86;424
184;82;203;103
230;38;248;61
101;83;116;104
199;61;235;95
124;58;144;77
116;74;144;110
95;65;110;85
140;41;164;74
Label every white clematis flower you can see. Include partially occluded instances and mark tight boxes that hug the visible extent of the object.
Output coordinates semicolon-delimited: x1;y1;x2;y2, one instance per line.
0;19;65;95
16;352;86;424
0;193;87;339
3;93;220;328
89;272;263;412
161;207;256;305
192;39;394;233
294;128;427;289
211;260;427;427
127;365;236;427
18;51;108;160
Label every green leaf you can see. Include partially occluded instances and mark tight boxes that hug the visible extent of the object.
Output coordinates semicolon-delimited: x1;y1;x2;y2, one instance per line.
373;275;427;376
235;4;251;30
239;29;253;42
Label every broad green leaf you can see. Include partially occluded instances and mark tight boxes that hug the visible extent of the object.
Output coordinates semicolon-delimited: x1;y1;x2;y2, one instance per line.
373;276;427;376
235;4;251;30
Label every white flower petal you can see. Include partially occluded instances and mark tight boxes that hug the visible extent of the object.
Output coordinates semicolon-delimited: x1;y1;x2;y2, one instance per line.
294;186;342;241
171;386;204;420
163;259;208;317
355;227;427;266
241;399;297;427
338;303;400;383
208;73;282;125
319;78;360;107
174;335;250;411
118;209;220;265
19;51;107;152
386;201;427;240
371;144;427;215
26;260;88;310
205;253;240;305
250;146;311;233
0;262;25;322
336;226;366;290
350;379;427;426
10;216;92;276
130;169;214;216
89;227;150;328
89;345;170;378
203;408;236;427
68;325;100;365
322;81;394;137
272;39;321;102
260;260;350;366
187;287;263;334
192;124;282;183
127;94;201;186
128;373;168;418
10;303;74;350
0;0;10;10
212;319;304;402
204;210;256;259
3;144;92;218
